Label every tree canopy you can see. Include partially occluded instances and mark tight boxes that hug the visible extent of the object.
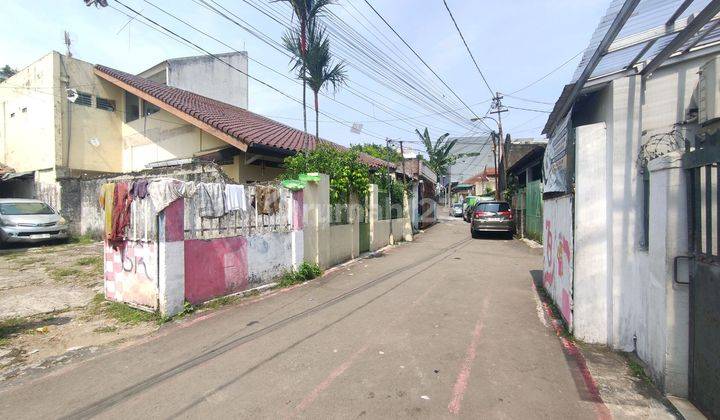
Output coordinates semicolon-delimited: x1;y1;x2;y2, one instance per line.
350;143;403;164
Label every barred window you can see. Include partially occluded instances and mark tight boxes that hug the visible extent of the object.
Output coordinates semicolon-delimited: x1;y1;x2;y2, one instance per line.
96;97;115;112
75;91;92;107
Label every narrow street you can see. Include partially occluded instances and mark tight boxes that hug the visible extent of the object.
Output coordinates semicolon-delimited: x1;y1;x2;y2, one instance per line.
0;219;608;419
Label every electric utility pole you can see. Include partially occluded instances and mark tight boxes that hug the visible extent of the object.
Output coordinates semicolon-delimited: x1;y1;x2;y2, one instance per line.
491;131;499;199
490;92;508;198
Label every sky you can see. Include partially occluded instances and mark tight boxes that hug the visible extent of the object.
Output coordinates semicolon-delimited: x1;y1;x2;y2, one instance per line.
1;0;608;162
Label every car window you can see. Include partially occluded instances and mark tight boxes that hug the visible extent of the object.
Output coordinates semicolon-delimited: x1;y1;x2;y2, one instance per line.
475;202;510;212
0;203;55;215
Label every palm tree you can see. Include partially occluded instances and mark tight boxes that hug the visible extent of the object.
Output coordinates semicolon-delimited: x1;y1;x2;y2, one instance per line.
274;0;335;139
295;22;347;141
415;128;461;180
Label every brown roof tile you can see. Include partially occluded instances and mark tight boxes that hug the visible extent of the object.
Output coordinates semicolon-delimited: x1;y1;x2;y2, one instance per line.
94;65;392;169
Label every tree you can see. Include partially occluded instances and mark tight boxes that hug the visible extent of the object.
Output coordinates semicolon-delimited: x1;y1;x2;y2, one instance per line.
415;128;481;180
0;65;17;82
275;0;335;141
350;143;403;163
286;21;347;141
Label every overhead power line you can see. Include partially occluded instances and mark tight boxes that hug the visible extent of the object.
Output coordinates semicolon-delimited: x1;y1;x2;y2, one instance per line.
110;0;391;141
507;49;584;95
362;0;493;133
441;0;494;98
505;105;552;113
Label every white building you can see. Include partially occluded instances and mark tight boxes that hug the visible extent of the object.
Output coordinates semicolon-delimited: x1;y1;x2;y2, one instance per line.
541;1;720;417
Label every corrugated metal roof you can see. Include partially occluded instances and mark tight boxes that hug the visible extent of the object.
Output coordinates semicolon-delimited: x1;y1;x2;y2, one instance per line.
545;0;720;134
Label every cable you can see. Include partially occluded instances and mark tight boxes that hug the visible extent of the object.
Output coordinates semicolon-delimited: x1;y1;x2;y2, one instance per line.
507;49;584;95
505;105;552;113
362;0;493;132
502;94;554;106
441;0;494;97
110;1;389;141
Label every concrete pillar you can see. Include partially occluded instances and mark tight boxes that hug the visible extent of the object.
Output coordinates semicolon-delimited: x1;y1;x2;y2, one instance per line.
290;190;304;269
402;190;413;242
368;184;379;251
157;199;185;317
349;192;360;259
302;174;331;268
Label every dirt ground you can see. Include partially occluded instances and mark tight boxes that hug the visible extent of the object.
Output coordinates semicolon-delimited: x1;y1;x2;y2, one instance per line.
0;241;157;381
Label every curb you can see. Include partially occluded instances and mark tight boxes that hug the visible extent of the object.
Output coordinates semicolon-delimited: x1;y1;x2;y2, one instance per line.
530;279;612;420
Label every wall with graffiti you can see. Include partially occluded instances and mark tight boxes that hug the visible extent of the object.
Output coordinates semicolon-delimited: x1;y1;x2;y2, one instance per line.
543;195;574;329
104;241;158;310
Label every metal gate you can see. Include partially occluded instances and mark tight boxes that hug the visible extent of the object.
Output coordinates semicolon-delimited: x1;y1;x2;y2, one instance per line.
684;144;720;419
525;180;544;243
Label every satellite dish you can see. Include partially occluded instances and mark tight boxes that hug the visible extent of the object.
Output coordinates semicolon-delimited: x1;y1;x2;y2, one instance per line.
66;89;78;103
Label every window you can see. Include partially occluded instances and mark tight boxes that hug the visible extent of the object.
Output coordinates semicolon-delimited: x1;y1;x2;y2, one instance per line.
96;97;115;112
124;91;140;122
75;91;92;107
641;171;649;249
0;202;55;215
475;202;510;213
142;100;160;117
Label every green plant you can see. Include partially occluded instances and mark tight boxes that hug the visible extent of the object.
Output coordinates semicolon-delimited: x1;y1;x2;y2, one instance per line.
298;262;322;280
283;17;346;140
69;234;96;245
103;302;158;325
350;143;403;163
278;262;322;288
93;325;118;333
627;358;652;384
283;144;371;203
49;267;83;281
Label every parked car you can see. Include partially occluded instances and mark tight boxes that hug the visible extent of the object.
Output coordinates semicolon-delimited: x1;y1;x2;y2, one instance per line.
0;199;69;245
450;203;464;217
469;201;514;238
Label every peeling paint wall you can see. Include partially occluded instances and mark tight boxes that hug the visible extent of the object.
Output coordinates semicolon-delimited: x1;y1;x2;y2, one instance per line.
185;237;248;304
246;232;293;287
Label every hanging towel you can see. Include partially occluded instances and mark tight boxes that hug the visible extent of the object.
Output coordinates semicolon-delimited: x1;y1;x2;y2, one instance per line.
197;182;226;217
98;183;115;240
129;179;149;199
224;184;247;212
147;179;183;212
110;182;133;247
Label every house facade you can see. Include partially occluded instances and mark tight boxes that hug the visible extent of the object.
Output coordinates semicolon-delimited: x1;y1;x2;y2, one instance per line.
541;1;720;416
0;52;389;234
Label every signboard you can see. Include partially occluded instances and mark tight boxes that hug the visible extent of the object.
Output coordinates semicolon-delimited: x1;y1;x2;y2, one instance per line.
543;112;572;193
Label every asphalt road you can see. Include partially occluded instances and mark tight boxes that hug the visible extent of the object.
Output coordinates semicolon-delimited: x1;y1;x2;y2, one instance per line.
0;219;600;419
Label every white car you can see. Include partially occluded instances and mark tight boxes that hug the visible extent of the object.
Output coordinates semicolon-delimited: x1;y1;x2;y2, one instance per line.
0;199;69;245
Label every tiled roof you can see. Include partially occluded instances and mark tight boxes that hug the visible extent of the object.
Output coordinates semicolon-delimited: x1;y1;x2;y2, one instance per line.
94;65;392;169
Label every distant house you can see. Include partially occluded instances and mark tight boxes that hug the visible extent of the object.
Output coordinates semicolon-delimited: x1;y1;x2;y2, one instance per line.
399;158;437;230
0;51;390;233
458;166;497;198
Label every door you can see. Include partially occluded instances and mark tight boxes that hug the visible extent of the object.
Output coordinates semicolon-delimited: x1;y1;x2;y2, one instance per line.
685;156;720;419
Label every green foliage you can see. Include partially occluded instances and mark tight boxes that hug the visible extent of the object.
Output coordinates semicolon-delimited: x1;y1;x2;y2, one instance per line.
350;143;403;163
0;65;17;82
103;301;158;325
283;144;371;203
415;127;481;178
371;168;411;204
298;262;322;279
278;262;322;288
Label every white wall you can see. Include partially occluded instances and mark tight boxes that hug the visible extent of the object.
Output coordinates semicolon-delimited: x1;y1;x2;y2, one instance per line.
574;123;610;343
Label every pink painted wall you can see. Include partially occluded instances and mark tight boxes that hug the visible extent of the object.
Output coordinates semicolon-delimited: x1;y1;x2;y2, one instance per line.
184;237;249;304
104;241;158;309
543;196;574;329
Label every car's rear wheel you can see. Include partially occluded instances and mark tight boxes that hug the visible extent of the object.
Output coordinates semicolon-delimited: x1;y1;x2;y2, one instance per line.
470;229;479;239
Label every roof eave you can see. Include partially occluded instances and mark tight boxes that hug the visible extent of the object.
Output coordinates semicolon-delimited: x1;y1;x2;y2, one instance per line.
94;67;249;152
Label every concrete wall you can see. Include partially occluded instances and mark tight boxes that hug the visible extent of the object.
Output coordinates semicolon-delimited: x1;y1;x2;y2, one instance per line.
556;53;717;396
543;195;574;328
0;52;58;171
167;53;249;110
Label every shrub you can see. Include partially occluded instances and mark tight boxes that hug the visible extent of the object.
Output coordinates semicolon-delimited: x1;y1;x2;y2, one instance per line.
278;263;322;288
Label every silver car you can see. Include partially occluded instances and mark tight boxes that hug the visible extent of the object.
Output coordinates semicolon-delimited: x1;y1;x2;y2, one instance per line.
0;199;69;245
470;201;515;238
